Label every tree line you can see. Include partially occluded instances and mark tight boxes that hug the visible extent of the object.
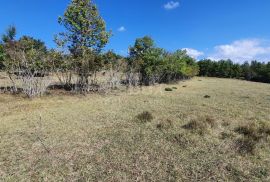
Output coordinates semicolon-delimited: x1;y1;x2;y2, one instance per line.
198;59;270;83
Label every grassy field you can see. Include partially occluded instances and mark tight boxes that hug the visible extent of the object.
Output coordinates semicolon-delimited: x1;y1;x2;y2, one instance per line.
0;77;270;181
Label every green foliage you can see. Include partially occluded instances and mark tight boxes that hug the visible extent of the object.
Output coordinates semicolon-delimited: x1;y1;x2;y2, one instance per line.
19;36;47;53
1;26;49;73
129;36;154;58
102;50;123;70
161;50;199;83
57;0;111;55
56;0;112;91
129;36;199;85
2;26;16;43
198;59;270;83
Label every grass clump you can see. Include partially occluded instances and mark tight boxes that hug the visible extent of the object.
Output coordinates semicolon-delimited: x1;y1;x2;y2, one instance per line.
165;88;173;91
136;111;154;122
157;119;174;130
234;121;270;155
170;133;192;148
234;121;270;141
183;116;217;135
235;137;257;155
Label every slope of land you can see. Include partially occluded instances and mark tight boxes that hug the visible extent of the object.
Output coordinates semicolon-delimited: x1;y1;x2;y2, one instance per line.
0;77;270;181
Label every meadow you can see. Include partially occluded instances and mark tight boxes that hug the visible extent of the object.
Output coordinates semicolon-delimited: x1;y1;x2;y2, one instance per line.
0;77;270;181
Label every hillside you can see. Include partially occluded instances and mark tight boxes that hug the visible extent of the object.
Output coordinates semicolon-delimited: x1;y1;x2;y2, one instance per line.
0;77;270;181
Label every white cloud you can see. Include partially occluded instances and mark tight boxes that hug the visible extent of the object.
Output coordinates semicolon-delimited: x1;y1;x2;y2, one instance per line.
182;48;204;59
117;26;126;32
164;1;180;10
209;39;270;63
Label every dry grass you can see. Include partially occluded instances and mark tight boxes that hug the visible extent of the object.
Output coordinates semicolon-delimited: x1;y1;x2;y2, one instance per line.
0;77;270;181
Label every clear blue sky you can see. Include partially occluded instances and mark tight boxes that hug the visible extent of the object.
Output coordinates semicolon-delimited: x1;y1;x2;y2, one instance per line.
1;0;270;62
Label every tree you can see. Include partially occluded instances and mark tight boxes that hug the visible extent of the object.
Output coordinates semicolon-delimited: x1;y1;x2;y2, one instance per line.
19;36;47;53
0;44;5;70
1;26;50;97
129;36;164;85
2;26;16;43
128;36;199;85
57;0;111;91
161;50;198;82
58;0;110;54
129;36;154;59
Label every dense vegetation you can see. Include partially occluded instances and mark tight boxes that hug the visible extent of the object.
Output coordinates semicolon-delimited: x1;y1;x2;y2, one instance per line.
198;59;270;83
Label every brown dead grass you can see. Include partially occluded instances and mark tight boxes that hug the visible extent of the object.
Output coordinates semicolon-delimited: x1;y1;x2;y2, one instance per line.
0;77;270;181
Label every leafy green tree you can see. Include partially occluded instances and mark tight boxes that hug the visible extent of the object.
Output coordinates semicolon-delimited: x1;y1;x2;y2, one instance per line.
57;0;111;90
129;36;165;85
129;36;199;85
19;36;47;53
162;50;198;82
57;0;111;55
231;63;242;78
2;26;16;43
129;36;154;59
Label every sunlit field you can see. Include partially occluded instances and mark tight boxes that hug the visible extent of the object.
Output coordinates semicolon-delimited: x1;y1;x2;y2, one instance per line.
1;77;270;181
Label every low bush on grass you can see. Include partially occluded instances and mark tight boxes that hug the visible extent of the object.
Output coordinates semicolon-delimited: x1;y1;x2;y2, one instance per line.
172;87;178;89
165;88;173;91
136;111;154;122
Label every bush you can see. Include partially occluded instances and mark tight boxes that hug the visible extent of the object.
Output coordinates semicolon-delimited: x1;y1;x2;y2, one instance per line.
136;111;154;122
165;88;173;91
172;87;178;89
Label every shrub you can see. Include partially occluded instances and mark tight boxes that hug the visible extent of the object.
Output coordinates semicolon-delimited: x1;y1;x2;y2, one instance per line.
136;111;154;122
165;88;173;91
172;87;178;89
204;95;211;98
